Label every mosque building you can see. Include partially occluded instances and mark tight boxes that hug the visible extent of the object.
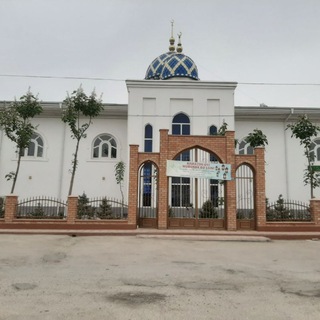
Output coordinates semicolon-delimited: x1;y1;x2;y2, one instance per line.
1;26;320;230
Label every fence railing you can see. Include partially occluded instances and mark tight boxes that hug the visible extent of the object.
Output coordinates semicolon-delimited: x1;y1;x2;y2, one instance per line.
16;196;67;219
0;197;4;218
266;199;311;221
77;196;128;220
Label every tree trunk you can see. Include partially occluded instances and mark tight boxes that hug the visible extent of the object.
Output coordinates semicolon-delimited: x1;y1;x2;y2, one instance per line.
307;147;314;199
11;151;22;194
68;139;80;196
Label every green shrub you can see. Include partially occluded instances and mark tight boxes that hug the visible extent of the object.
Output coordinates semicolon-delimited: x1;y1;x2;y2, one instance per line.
200;200;218;219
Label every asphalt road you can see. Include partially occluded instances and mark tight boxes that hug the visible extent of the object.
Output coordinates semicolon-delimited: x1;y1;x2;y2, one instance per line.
0;235;319;320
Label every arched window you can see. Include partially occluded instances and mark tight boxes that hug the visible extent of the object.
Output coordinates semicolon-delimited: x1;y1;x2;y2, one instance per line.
171;114;190;206
209;125;218;136
309;138;320;162
238;139;254;155
21;133;44;158
172;113;190;135
93;134;117;159
144;124;153;152
171;151;191;207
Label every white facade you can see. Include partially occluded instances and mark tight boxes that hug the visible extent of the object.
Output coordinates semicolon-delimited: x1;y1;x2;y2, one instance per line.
126;79;236;152
1;100;320;203
235;107;320;202
0;104;128;200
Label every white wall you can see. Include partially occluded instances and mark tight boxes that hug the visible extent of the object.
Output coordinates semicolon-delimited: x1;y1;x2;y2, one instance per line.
0;118;65;197
127;80;237;153
0;114;128;201
235;119;314;202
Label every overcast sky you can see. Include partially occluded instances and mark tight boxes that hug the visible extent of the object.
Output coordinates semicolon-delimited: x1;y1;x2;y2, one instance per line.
1;0;320;107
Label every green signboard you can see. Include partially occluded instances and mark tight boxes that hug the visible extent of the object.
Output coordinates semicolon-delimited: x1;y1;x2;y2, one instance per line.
311;165;320;172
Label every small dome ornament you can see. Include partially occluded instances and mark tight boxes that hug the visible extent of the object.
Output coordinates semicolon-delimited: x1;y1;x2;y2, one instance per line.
169;19;175;52
176;32;183;53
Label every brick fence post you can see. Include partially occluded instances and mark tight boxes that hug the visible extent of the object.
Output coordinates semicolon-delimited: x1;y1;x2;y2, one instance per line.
158;129;169;229
255;147;266;229
128;145;139;227
310;199;320;225
225;131;237;231
4;195;18;223
67;196;78;224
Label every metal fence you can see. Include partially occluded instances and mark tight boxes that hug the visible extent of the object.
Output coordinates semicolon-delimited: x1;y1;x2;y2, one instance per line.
168;177;225;219
16;196;67;219
138;162;158;219
266;197;311;221
236;164;254;220
77;196;128;220
0;197;4;218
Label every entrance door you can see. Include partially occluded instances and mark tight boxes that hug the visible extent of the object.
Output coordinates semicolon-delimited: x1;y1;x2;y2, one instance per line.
168;148;225;229
138;162;158;228
236;164;255;230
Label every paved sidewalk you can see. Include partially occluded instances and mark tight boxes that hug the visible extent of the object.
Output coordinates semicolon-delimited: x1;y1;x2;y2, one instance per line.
1;227;320;240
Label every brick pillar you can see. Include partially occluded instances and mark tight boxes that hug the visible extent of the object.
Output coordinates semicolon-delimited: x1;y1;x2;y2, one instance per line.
255;147;266;229
67;196;78;223
128;145;139;227
4;195;18;222
225;131;237;231
310;199;320;225
158;129;169;229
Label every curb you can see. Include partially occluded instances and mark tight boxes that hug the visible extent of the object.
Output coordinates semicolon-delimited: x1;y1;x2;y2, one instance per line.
136;234;271;242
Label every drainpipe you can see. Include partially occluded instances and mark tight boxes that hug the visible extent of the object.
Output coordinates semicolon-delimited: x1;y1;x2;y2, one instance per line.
284;108;294;199
0;101;7;196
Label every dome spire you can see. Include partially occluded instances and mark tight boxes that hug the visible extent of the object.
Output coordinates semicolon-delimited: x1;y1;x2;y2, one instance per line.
169;20;175;52
177;32;183;53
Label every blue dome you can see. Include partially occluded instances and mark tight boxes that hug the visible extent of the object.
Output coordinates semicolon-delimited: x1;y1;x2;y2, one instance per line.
145;52;199;80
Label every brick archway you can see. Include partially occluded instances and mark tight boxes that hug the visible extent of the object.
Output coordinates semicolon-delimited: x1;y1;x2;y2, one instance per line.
128;130;266;230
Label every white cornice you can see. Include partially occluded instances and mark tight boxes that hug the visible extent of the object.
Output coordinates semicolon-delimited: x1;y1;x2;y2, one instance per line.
235;106;320;121
2;101;320;121
126;79;238;90
0;101;128;119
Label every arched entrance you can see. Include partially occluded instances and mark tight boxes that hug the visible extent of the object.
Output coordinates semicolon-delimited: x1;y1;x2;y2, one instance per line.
236;164;255;230
128;130;266;230
168;148;226;229
138;162;158;228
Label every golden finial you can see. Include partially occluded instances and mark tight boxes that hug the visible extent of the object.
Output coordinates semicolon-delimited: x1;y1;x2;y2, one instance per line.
169;19;175;52
177;32;183;53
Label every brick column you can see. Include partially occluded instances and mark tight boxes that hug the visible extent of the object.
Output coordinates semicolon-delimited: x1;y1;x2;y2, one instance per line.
128;145;139;227
67;196;78;223
225;131;237;231
225;180;237;230
4;195;18;223
158;129;169;229
310;199;320;225
255;147;266;229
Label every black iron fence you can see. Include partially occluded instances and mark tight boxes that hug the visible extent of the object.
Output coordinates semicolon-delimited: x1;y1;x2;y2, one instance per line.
236;164;254;220
0;197;4;218
77;196;128;220
16;196;67;219
266;197;311;221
